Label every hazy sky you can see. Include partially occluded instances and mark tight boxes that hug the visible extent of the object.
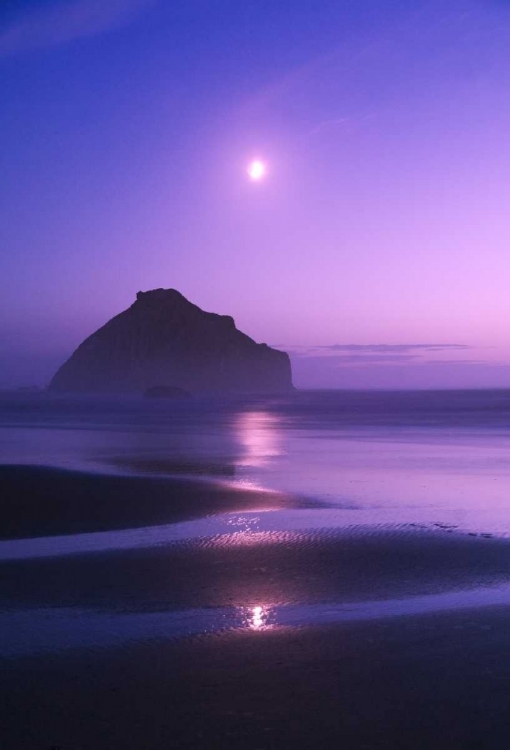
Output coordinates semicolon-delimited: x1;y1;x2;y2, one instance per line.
2;0;510;389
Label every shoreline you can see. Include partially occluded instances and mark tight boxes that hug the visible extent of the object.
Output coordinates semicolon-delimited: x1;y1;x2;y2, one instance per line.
4;583;510;659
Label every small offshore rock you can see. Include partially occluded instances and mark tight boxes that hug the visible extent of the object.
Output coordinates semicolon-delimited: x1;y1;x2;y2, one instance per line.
144;385;191;399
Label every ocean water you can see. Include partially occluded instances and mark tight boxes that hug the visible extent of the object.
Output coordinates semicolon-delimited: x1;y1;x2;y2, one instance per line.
3;389;510;655
2;389;510;536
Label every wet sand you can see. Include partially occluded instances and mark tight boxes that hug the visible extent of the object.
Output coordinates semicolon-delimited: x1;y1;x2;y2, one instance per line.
3;526;510;612
3;464;510;748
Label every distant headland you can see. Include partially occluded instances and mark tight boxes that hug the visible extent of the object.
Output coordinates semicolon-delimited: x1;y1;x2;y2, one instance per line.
49;288;293;394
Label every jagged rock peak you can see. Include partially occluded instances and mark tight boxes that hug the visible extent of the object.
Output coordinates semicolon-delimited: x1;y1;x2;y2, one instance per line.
133;288;236;326
136;288;186;304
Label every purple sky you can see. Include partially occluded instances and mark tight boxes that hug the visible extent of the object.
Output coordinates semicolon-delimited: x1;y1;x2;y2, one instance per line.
2;0;510;389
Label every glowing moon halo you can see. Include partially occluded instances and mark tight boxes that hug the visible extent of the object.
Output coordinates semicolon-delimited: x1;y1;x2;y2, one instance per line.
247;159;266;181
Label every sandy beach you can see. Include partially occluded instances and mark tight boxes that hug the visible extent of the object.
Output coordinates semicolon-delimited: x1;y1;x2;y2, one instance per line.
2;463;510;748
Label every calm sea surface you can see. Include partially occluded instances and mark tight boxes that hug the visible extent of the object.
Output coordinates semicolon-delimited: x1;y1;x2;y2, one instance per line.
2;389;510;537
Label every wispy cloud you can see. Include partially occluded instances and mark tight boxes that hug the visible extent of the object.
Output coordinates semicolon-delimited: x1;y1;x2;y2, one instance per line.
309;117;350;136
278;343;472;359
322;353;421;365
0;0;157;57
290;354;489;369
319;344;470;353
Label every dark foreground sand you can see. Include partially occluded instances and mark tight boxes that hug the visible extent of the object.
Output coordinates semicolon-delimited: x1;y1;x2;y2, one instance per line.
2;465;510;749
0;464;310;540
3;609;510;749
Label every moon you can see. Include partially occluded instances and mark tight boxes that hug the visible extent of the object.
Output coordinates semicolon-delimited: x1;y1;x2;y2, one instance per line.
247;159;266;181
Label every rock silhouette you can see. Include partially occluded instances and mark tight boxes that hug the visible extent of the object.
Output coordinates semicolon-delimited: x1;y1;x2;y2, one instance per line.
49;289;293;394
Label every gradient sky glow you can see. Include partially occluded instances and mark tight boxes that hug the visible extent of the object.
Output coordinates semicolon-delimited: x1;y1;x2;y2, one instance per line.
2;0;510;388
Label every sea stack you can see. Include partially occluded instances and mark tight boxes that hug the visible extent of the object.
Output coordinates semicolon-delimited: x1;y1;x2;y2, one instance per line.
49;289;293;394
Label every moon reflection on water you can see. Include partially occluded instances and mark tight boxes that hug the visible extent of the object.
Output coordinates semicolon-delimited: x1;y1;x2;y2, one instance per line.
246;604;271;630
